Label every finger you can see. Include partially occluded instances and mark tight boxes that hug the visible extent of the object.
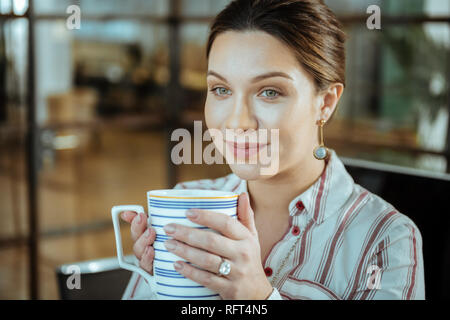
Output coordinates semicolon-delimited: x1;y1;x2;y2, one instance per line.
186;209;249;240
131;212;148;242
236;193;258;237
164;239;223;275
139;246;154;275
120;211;137;224
174;260;228;295
133;228;156;259
164;224;237;259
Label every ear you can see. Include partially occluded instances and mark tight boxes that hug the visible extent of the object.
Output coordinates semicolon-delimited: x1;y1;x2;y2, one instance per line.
317;83;344;122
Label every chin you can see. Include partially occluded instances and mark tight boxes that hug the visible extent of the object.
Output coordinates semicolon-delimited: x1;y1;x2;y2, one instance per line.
228;163;275;181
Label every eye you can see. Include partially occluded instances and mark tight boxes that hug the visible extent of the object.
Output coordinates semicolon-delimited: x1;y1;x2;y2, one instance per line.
260;89;280;99
211;87;232;97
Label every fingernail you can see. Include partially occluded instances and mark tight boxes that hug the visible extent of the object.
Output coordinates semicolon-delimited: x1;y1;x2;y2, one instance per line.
144;229;151;238
164;240;176;250
164;224;175;234
136;213;142;224
173;261;183;270
186;210;198;219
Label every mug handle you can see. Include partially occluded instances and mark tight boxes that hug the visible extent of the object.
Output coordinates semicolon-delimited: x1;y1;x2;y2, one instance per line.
111;205;156;291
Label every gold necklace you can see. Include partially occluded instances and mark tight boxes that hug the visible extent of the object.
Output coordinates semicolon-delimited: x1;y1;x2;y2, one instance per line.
269;235;302;287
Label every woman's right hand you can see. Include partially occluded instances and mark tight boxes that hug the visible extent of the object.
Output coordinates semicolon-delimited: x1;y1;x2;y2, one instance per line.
120;211;156;275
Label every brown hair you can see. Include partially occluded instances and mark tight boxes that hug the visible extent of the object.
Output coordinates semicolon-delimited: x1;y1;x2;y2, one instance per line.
206;0;346;93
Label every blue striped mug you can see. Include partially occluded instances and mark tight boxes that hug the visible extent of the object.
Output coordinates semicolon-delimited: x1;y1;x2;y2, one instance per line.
111;189;238;300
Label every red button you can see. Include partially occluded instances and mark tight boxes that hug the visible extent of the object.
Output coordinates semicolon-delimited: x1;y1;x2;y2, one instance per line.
296;201;305;211
264;267;273;277
292;226;300;236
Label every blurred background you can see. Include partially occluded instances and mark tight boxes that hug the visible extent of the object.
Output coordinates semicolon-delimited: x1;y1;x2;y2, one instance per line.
0;0;449;300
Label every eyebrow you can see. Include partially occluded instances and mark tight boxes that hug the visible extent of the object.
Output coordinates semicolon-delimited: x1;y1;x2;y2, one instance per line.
207;70;293;83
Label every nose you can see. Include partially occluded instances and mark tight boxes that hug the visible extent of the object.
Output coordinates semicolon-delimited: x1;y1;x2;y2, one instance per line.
225;95;258;132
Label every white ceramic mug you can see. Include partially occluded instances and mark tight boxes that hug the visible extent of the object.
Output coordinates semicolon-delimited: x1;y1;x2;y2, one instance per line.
111;189;238;300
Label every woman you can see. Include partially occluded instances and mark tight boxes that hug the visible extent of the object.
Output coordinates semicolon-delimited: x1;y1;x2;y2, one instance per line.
121;0;424;300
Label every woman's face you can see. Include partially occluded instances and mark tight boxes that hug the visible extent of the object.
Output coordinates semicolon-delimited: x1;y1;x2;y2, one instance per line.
205;30;327;181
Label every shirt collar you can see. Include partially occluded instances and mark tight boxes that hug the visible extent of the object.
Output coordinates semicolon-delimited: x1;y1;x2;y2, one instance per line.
236;149;355;225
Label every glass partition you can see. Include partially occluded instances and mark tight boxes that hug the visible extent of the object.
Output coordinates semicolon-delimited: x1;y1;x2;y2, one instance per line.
0;0;448;299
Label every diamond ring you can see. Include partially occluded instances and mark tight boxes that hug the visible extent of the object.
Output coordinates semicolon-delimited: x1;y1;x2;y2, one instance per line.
218;258;231;276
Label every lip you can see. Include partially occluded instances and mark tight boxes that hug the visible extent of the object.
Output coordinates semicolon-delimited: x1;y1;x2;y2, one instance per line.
225;140;269;158
226;141;268;149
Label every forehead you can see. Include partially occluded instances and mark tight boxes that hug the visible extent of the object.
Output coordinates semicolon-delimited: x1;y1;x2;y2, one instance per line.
208;30;303;80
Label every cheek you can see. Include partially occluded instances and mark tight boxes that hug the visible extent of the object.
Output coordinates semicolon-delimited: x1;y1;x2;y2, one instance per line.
204;97;231;157
273;101;316;159
204;96;227;130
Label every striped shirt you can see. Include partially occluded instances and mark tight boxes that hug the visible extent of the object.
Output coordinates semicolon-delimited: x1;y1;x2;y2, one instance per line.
122;149;425;300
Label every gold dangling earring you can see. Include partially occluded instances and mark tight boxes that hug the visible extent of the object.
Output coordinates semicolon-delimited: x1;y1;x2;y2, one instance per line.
313;119;329;160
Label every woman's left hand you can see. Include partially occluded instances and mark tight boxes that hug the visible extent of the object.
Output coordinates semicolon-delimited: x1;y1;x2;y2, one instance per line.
162;192;273;300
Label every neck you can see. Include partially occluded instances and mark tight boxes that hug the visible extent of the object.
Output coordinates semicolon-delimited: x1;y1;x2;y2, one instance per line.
247;157;326;216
